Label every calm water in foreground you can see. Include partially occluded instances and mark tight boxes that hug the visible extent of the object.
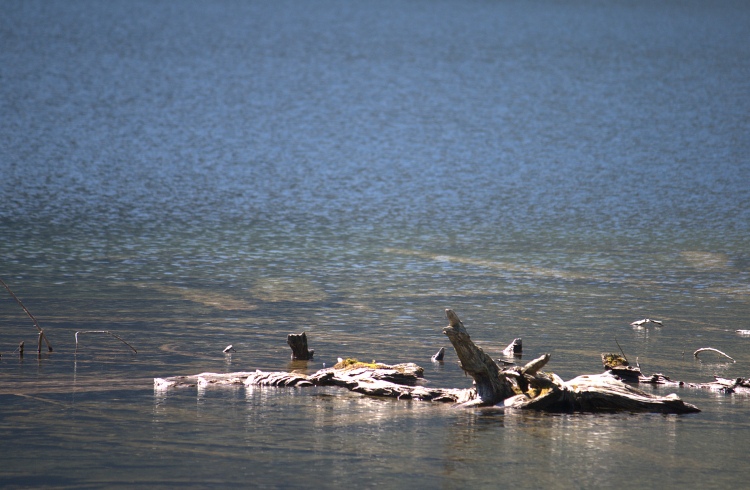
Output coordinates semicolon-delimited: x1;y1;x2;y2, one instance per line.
2;0;750;488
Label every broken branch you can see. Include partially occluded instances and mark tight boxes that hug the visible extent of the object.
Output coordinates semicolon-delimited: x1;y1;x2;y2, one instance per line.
0;277;53;352
74;331;137;354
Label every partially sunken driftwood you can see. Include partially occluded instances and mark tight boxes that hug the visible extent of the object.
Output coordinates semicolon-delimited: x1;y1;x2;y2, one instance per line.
156;309;700;414
155;359;472;403
601;352;750;395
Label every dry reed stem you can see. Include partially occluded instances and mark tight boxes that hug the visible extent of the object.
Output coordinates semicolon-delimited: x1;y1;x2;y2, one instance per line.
0;277;53;352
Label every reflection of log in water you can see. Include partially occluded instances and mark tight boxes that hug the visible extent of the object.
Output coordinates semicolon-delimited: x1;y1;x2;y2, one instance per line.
156;309;701;414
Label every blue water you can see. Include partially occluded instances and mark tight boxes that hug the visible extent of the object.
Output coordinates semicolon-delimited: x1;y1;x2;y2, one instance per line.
2;0;750;488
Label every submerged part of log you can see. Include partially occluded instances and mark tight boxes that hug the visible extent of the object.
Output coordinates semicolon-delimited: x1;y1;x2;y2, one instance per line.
155;372;259;390
695;376;750;394
245;370;313;387
287;332;314;360
348;380;472;402
156;361;474;403
630;318;663;327
502;338;522;356
314;362;471;402
443;309;516;405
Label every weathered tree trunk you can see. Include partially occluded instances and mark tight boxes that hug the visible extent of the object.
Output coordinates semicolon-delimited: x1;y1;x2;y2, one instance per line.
442;309;516;405
443;309;699;413
287;332;314;360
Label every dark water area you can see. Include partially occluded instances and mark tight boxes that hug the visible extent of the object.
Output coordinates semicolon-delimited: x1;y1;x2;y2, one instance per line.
2;0;750;487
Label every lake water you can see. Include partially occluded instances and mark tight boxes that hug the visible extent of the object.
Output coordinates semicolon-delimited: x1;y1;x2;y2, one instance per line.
2;0;750;487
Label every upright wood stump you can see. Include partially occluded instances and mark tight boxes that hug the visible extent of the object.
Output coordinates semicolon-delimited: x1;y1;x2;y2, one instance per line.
287;331;314;360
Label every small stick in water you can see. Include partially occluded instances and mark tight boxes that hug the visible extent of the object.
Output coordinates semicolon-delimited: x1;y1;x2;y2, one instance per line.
223;345;236;353
693;347;735;363
615;337;628;362
630;318;663;327
75;331;137;354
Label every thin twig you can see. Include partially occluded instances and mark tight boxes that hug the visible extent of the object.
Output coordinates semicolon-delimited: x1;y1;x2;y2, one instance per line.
0;277;53;352
75;331;137;354
693;347;735;363
615;337;627;362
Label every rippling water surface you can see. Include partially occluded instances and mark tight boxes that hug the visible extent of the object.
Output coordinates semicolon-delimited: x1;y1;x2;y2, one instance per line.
2;0;750;487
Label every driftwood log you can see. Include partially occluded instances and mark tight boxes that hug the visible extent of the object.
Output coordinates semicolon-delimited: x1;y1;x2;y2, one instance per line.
156;309;701;414
155;359;473;403
441;309;699;412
